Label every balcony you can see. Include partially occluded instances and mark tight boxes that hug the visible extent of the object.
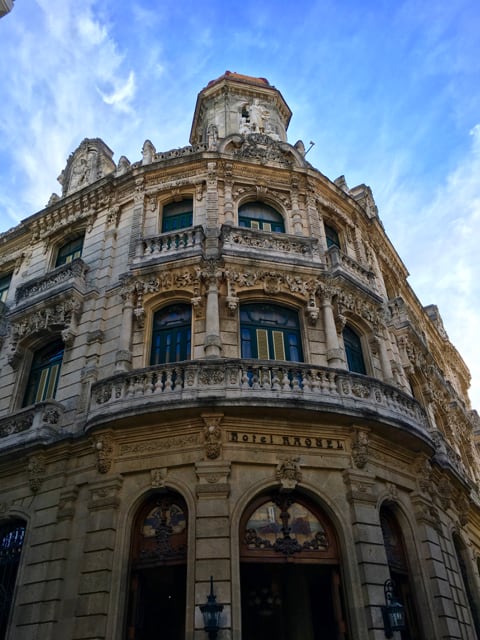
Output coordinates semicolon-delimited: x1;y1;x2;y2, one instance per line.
326;246;376;293
87;359;430;441
14;259;88;308
134;226;204;264
221;225;322;266
0;401;65;452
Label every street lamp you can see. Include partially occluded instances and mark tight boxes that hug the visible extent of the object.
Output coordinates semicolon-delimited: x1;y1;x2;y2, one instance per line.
200;576;224;639
382;579;406;638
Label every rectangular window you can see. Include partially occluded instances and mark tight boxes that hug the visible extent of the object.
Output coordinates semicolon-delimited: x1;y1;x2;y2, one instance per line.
0;273;12;303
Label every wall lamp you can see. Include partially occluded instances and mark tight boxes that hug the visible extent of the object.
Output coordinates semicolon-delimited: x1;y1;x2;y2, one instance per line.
382;579;406;638
200;576;224;639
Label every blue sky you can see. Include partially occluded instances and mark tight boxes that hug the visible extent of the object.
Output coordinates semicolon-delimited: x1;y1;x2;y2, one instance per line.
1;0;479;408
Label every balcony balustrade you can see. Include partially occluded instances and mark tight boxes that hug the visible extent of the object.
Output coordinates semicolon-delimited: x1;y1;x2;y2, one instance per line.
14;259;88;307
0;401;64;450
221;225;322;265
326;246;376;291
88;359;429;438
135;225;204;262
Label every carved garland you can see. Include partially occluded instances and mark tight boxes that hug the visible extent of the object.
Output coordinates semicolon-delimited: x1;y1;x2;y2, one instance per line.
8;294;83;367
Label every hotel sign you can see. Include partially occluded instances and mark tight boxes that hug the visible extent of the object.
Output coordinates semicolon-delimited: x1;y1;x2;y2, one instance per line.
228;431;345;450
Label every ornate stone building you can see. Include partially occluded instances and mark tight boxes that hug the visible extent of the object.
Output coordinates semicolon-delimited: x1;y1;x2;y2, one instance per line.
0;71;479;640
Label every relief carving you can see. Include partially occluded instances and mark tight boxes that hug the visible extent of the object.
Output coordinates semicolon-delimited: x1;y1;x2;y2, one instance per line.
92;433;115;474
202;414;223;460
27;454;46;493
275;456;302;491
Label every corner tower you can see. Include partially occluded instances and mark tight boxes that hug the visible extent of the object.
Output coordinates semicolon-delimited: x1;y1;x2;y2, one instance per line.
190;70;292;144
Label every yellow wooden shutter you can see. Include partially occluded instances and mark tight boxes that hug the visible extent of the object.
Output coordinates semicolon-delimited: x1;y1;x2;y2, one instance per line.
256;329;269;359
272;331;285;360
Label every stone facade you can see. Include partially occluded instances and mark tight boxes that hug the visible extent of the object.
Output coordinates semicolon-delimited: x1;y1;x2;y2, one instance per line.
0;71;480;640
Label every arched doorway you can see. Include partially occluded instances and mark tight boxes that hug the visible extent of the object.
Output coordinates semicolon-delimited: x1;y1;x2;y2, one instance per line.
240;491;348;640
126;492;188;640
380;506;421;640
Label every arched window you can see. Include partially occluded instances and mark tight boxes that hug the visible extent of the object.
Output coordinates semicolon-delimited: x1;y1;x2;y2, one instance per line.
452;533;480;637
380;507;421;639
238;202;285;232
240;491;347;639
161;199;193;233
55;235;84;267
23;339;64;407
342;325;366;374
126;492;188;640
150;304;192;365
325;224;340;249
240;303;303;362
0;520;26;638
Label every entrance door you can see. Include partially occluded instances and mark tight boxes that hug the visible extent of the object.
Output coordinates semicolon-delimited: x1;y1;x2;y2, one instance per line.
126;492;188;640
240;492;348;640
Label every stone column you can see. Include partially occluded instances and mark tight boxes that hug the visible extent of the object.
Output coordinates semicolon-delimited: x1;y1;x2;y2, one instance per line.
321;288;344;368
375;330;394;384
115;291;133;371
72;475;123;640
194;460;232;640
203;262;222;359
343;468;390;640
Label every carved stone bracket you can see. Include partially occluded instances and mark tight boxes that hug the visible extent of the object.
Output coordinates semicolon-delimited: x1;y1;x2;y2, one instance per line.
351;428;369;469
27;454;46;493
202;413;223;460
92;432;115;474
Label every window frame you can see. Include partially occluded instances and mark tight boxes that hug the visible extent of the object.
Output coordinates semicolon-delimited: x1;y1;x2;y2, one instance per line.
342;325;367;375
0;272;12;303
161;199;194;233
22;339;65;407
325;223;341;250
238;201;285;233
0;519;26;639
150;303;192;366
240;303;303;363
55;235;84;268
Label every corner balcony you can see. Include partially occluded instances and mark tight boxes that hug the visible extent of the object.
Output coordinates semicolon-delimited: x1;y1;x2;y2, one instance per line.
221;225;322;266
87;359;430;444
14;259;89;309
326;246;377;293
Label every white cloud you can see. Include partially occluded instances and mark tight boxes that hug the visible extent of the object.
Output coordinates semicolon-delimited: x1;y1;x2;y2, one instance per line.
98;71;136;112
402;124;480;409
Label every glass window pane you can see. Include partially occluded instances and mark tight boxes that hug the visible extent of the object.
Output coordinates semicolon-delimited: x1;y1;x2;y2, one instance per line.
162;200;193;233
0;273;12;303
150;304;192;365
343;326;366;374
240;304;303;363
56;236;84;267
23;340;64;406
